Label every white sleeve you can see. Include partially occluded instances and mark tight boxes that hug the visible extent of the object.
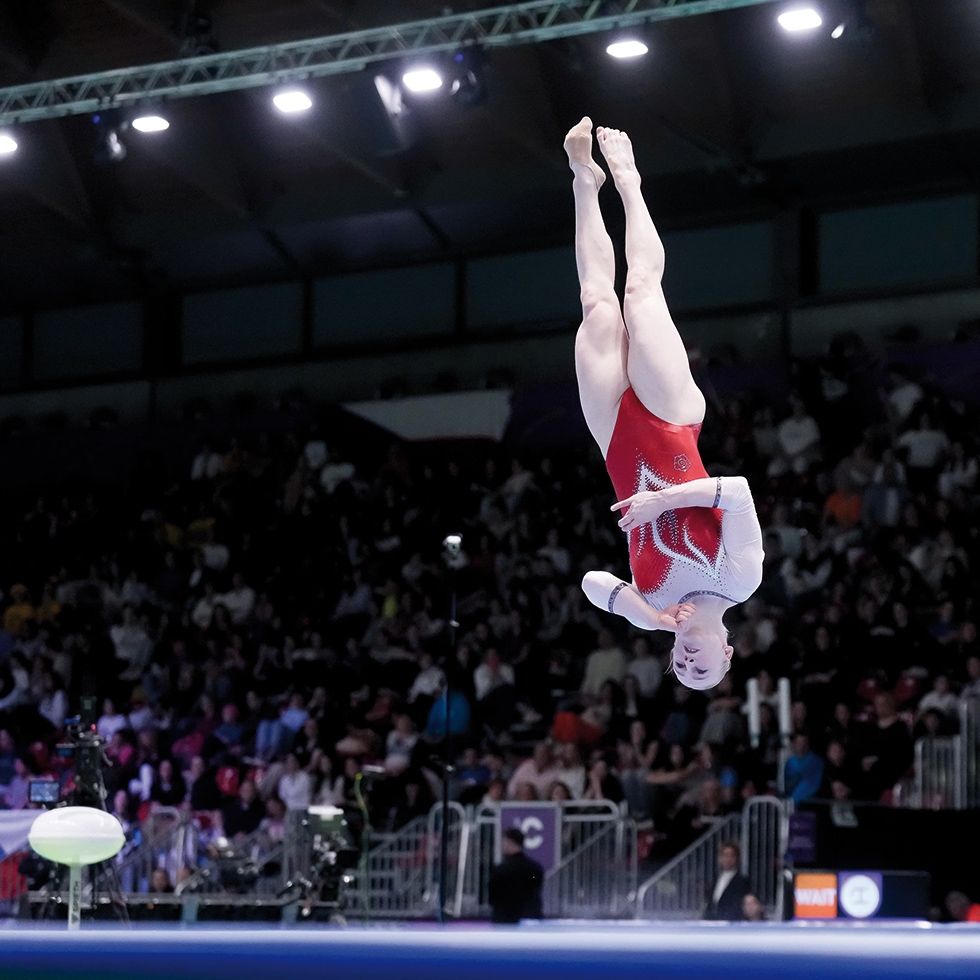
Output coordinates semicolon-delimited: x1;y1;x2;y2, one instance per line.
716;476;765;597
662;476;764;597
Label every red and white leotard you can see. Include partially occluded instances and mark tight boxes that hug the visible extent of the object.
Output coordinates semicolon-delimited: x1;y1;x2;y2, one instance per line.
604;388;764;611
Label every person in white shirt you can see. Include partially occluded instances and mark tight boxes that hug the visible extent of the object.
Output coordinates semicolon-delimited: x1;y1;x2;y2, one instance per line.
506;742;560;800
97;698;130;741
473;649;516;702
918;674;958;719
625;635;662;700
218;572;256;626
190;442;223;481
110;606;153;682
191;583;219;630
769;393;821;477
277;753;313;811
408;652;446;704
580;630;628;700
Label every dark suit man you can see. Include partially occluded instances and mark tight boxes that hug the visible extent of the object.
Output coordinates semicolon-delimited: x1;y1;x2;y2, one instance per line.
488;827;544;923
703;841;750;920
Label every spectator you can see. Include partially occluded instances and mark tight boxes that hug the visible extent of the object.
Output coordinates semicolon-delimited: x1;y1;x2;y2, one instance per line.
222;779;265;837
277;753;313;811
580;629;627;701
784;732;824;805
507;743;559;800
703;841;750;920
742;892;766;922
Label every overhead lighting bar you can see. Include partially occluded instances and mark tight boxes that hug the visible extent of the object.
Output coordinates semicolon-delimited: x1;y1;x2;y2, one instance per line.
273;89;313;113
777;7;822;31
0;133;17;155
402;67;443;92
606;38;649;59
132;114;170;132
0;0;787;126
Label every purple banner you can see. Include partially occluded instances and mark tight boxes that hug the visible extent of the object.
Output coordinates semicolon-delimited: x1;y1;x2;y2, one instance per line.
497;803;561;874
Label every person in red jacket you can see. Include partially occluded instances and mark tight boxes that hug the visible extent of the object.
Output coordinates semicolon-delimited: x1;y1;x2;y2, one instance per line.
563;117;764;691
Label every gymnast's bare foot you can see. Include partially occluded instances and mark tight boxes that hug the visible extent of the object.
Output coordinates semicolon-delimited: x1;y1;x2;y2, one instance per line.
597;126;640;188
564;116;606;190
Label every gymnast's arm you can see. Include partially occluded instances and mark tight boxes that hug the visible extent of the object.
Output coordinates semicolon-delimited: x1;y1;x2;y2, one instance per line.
581;570;694;632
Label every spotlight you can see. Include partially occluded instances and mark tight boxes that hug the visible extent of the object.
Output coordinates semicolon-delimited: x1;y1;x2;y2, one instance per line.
606;38;649;59
132;114;170;133
0;133;17;156
273;89;313;113
831;22;845;38
778;7;823;31
402;67;443;93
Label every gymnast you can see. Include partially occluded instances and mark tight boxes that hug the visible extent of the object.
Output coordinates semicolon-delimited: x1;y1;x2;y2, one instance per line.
564;117;764;691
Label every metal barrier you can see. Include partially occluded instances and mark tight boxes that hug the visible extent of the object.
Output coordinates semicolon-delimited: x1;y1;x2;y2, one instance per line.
343;814;435;919
961;698;980;809
741;796;789;911
904;736;965;810
635;812;741;920
459;801;635;920
545;815;637;918
106;807;192;893
634;797;789;920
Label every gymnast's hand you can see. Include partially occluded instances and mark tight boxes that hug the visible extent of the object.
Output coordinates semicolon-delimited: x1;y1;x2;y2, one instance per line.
660;602;697;631
611;489;674;532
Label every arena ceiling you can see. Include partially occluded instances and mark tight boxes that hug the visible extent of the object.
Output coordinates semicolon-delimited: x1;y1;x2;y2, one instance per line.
1;0;979;310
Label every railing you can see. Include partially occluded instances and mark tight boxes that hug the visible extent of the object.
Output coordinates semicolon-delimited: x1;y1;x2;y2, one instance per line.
102;807;193;893
961;698;980;809
634;796;789;920
545;816;637;918
903;736;965;810
741;795;788;911
635;812;741;919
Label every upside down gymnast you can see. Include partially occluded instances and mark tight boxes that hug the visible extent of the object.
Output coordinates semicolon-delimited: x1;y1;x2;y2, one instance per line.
565;117;765;691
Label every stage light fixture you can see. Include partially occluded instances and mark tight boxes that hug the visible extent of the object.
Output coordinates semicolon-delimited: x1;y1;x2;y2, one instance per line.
831;22;845;38
273;89;313;113
0;133;17;156
778;7;823;31
402;67;443;93
132;114;170;133
606;38;649;59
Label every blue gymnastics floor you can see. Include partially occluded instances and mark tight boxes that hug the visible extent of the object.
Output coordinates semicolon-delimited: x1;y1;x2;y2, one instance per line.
2;922;980;980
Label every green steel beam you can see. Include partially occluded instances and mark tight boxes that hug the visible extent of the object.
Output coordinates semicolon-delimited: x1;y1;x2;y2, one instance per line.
0;0;785;126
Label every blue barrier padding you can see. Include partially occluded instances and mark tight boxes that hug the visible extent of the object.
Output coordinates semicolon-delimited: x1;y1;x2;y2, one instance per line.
3;923;980;980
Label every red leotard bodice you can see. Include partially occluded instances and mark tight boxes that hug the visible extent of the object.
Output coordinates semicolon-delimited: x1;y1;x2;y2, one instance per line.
604;388;723;607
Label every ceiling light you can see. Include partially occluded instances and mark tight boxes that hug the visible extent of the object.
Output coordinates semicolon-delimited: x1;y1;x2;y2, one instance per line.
606;38;649;59
273;90;313;113
402;67;443;93
132;114;170;133
778;7;823;31
831;22;845;38
0;133;17;156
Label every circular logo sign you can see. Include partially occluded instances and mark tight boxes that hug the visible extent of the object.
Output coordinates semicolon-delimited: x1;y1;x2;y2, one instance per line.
839;873;882;919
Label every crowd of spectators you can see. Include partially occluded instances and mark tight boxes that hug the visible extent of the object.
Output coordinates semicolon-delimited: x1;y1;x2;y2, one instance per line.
0;340;978;875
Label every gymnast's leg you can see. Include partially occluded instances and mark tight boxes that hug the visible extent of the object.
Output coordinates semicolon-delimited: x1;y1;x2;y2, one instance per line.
564;117;629;459
597;126;705;427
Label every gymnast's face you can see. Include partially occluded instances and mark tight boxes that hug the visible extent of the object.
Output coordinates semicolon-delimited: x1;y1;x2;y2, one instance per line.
672;628;733;691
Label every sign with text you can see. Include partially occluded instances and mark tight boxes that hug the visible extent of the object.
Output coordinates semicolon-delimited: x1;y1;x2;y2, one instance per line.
496;803;560;874
794;872;839;918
